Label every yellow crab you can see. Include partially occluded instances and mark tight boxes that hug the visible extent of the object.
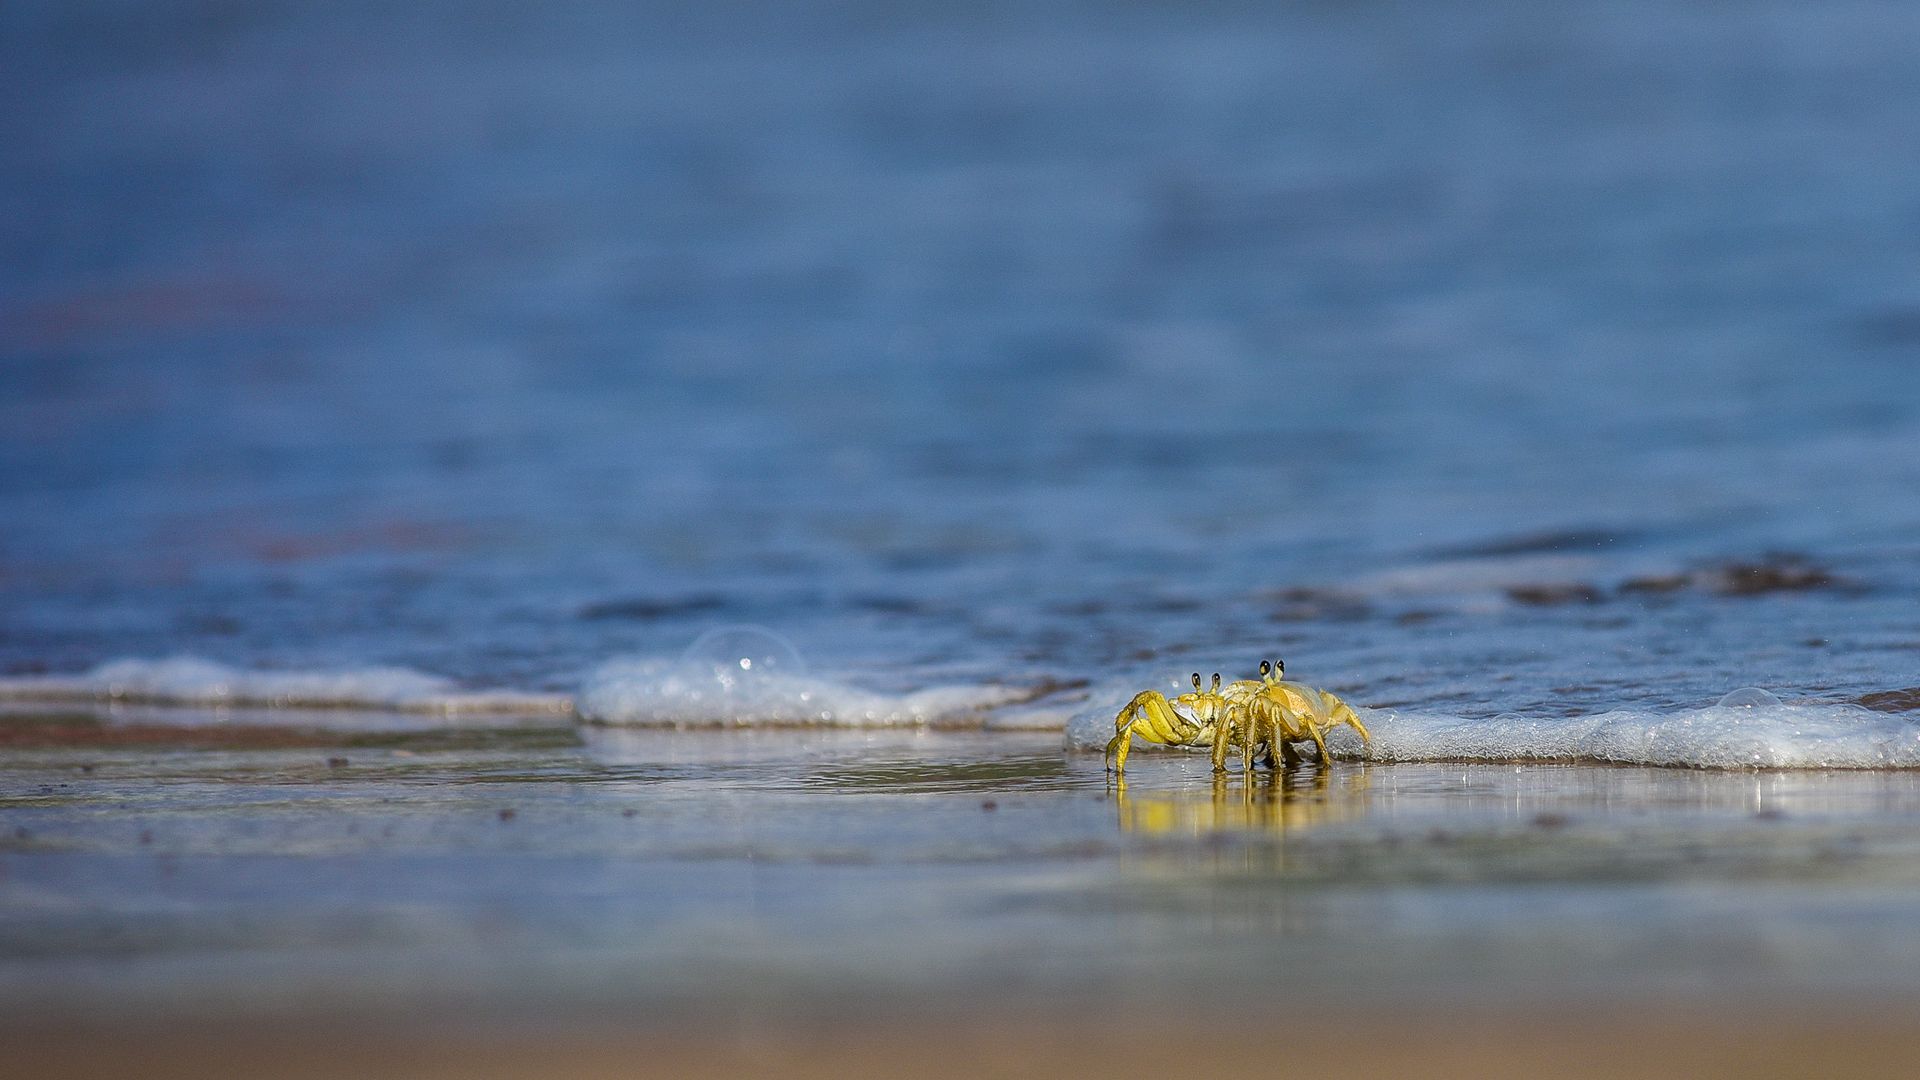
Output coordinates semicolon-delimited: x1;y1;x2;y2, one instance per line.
1104;659;1371;775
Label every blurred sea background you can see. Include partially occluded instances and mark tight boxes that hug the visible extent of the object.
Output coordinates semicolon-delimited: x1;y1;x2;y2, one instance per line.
7;0;1920;1063
6;0;1920;716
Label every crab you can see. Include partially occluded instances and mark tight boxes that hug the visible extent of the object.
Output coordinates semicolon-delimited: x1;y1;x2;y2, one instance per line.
1104;659;1371;775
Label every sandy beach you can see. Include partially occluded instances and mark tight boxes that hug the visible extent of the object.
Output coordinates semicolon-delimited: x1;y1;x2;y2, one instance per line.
15;1009;1920;1080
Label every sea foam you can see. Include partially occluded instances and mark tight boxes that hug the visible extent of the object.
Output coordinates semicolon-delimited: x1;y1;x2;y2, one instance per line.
1067;686;1920;769
10;656;1917;766
576;655;1031;728
0;651;1039;729
0;656;571;714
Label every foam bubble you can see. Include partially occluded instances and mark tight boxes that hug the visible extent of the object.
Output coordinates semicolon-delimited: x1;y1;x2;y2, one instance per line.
681;624;808;678
1717;687;1783;709
0;656;571;714
577;655;1030;727
1068;687;1920;769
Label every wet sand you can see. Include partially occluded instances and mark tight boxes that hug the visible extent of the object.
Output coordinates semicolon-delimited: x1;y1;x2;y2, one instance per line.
12;1010;1920;1080
10;718;1920;1078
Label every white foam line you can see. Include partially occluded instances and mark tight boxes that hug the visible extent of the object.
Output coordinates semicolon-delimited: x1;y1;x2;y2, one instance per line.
0;657;572;715
576;656;1033;728
1359;701;1920;769
1067;689;1920;770
11;658;1917;767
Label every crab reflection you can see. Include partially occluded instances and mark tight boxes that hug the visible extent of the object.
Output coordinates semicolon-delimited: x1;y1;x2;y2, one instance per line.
1114;764;1367;836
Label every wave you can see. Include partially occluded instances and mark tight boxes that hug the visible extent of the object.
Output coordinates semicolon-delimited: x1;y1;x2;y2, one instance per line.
9;656;1919;767
576;656;1035;728
0;652;1050;730
1066;687;1920;770
0;656;572;714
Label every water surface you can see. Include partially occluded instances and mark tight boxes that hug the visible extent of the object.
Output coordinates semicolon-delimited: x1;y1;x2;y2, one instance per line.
7;0;1920;1033
11;724;1920;1023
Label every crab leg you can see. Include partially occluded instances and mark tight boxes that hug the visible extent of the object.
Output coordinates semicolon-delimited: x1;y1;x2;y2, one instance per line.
1105;691;1203;773
1250;697;1316;766
1209;708;1233;773
1302;720;1332;764
1327;696;1372;750
1267;684;1337;764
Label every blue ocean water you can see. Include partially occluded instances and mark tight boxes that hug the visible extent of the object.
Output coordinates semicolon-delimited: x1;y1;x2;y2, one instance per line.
4;0;1920;728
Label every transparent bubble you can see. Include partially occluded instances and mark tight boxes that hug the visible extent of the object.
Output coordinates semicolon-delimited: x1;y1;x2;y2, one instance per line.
680;625;808;679
1716;687;1782;709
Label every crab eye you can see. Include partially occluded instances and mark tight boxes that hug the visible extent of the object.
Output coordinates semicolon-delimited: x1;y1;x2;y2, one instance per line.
1210;673;1221;691
1259;659;1270;676
1274;658;1284;676
1191;672;1202;690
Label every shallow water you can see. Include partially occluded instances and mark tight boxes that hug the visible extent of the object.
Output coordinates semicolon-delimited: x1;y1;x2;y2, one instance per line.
12;723;1920;1023
7;0;1920;1029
